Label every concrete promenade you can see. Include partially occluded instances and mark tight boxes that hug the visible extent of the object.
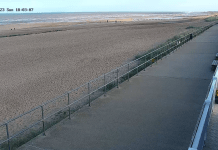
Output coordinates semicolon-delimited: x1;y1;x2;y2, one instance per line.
19;25;218;150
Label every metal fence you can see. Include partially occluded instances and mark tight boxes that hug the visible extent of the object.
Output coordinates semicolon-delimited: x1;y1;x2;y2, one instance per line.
188;51;218;149
0;22;216;150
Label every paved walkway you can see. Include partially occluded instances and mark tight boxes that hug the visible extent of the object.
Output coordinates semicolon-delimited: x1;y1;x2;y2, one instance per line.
18;25;218;150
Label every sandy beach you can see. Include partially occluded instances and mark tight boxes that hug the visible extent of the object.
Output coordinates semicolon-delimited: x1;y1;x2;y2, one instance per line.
0;16;215;122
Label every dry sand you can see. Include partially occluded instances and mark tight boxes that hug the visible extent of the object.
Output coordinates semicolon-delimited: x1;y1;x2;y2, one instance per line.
0;17;214;122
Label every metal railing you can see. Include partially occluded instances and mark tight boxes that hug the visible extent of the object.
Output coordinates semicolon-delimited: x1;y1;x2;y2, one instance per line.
0;22;216;150
188;60;218;150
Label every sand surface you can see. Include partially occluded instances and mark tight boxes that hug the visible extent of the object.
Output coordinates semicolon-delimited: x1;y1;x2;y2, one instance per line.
0;17;215;122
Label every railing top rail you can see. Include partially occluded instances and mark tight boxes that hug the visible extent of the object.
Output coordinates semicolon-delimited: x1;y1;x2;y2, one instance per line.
6;105;42;124
42;92;69;106
68;82;89;93
189;102;207;147
189;63;218;149
0;122;6;127
88;74;105;84
192;102;211;148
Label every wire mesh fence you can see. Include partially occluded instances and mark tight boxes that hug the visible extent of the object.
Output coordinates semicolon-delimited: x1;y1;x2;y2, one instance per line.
0;22;216;150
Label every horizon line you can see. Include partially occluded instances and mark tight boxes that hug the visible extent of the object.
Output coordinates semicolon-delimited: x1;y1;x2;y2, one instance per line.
0;11;215;14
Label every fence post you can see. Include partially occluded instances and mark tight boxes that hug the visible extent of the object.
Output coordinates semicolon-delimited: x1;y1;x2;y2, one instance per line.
117;69;119;88
190;33;193;40
104;74;106;97
156;53;158;63
144;56;146;71
128;64;130;81
173;41;175;53
5;123;11;150
41;106;46;136
161;48;163;60
88;82;90;106
165;44;168;57
68;92;71;119
136;62;139;76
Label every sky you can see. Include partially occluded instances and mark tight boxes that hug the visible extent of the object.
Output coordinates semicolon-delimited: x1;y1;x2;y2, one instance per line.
0;0;217;13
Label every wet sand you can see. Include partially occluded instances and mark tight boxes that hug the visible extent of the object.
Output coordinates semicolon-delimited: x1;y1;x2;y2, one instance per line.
0;17;214;122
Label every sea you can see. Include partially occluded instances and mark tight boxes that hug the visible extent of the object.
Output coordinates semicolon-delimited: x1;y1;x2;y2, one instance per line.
0;12;208;25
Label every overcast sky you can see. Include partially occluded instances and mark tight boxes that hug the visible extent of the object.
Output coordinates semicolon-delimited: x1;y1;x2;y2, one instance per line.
0;0;217;13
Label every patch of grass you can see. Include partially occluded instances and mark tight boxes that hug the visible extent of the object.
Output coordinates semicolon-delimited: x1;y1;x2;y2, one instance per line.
186;26;200;29
186;26;195;29
205;16;218;22
106;82;116;91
